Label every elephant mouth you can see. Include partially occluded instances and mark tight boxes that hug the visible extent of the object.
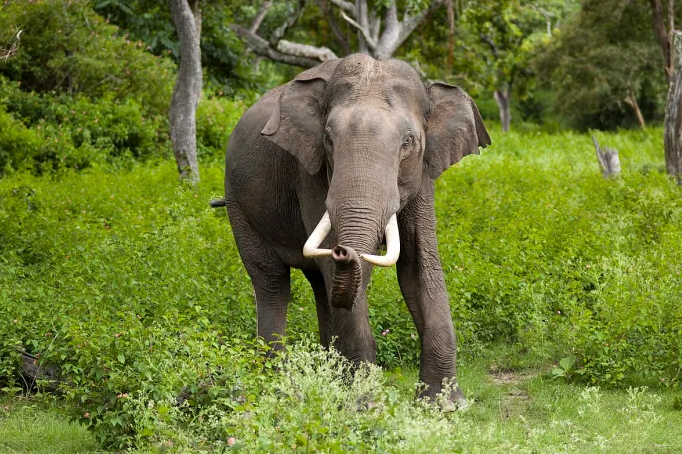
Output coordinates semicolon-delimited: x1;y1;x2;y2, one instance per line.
329;245;362;310
302;211;400;310
302;211;400;267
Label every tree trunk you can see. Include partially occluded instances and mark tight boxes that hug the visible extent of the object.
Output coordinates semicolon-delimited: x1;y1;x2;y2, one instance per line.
649;0;673;83
592;135;621;178
169;0;202;182
446;0;455;69
355;0;370;54
664;30;682;182
624;92;646;129
494;86;511;132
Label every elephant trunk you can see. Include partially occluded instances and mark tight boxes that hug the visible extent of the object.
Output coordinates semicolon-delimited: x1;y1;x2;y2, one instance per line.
304;127;403;310
329;245;362;310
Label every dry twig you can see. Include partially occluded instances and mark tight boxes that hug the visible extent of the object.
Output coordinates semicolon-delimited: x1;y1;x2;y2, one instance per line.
1;28;23;62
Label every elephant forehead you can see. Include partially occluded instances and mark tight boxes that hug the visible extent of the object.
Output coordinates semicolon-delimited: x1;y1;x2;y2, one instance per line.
335;53;381;79
328;57;428;112
328;107;404;134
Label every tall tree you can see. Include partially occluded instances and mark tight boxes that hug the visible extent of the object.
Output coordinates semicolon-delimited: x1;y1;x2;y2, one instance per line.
648;0;676;83
230;0;448;67
169;0;202;182
459;0;574;132
537;0;662;130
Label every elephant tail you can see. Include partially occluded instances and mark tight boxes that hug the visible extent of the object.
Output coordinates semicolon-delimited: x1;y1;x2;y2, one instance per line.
209;198;226;208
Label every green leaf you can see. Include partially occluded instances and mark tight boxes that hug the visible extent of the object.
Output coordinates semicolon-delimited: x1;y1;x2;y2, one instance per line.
559;355;576;371
552;367;566;377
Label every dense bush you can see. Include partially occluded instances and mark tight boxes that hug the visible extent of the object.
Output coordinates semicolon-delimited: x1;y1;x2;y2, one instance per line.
0;0;175;112
0;76;246;173
0;0;247;175
0;78;170;172
1;128;681;448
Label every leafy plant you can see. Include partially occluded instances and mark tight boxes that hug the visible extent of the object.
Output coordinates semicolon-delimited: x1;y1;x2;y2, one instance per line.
552;355;577;380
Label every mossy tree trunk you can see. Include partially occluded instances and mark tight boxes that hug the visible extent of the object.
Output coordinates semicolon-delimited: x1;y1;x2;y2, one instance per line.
169;0;202;183
664;30;682;182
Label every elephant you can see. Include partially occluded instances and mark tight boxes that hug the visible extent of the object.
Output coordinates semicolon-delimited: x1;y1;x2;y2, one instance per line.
212;54;490;406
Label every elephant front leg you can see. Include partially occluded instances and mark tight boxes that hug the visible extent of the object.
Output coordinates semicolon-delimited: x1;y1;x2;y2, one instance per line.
396;178;465;408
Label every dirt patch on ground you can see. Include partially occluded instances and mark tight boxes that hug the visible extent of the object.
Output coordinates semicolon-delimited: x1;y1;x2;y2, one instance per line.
488;369;539;386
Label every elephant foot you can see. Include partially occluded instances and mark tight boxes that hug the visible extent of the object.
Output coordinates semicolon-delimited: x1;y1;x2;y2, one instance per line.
440;387;469;412
418;382;468;412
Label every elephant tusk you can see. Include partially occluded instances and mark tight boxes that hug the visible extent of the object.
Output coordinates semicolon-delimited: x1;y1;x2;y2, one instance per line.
303;211;333;258
360;214;400;267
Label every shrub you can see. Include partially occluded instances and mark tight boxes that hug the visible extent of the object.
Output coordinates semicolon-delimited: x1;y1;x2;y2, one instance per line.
196;95;248;161
0;77;170;173
0;0;175;113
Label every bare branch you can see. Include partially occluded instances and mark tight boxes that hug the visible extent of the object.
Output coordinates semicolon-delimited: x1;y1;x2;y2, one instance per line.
1;28;23;62
250;0;273;33
480;33;500;59
373;0;445;59
341;10;376;49
230;24;320;68
277;40;337;61
328;0;356;17
322;0;352;54
269;0;306;46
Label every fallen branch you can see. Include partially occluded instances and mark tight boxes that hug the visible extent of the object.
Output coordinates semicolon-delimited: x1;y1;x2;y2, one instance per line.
230;24;320;68
19;351;62;392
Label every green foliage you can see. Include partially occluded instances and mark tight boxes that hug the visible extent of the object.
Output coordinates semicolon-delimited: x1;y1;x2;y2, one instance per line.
0;77;245;174
0;77;171;173
93;0;262;96
2;127;681;448
196;95;249;161
535;0;667;129
0;399;100;453
552;354;577;380
0;0;175;112
0;0;186;174
0;164;263;447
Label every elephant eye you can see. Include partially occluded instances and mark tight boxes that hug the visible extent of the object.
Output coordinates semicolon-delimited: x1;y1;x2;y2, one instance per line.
402;135;414;148
324;129;333;150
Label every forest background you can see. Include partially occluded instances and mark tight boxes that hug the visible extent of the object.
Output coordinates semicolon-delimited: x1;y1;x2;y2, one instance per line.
1;0;682;452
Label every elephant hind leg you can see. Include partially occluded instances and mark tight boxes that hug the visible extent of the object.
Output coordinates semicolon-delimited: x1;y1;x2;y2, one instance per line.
226;201;290;352
303;270;331;348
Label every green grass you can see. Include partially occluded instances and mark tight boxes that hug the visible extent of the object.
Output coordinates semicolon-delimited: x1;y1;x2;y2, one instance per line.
0;398;100;453
2;356;681;453
1;126;681;450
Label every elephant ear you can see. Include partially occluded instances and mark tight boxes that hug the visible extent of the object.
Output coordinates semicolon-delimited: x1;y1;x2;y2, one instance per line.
262;59;341;175
424;83;491;180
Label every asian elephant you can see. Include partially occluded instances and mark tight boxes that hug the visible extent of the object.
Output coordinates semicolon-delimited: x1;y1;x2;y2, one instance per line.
212;54;490;406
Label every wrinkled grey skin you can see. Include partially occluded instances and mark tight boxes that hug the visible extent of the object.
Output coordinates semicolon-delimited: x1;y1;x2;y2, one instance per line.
220;54;490;404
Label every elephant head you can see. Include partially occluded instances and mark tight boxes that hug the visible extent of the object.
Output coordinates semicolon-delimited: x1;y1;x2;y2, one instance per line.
262;54;490;310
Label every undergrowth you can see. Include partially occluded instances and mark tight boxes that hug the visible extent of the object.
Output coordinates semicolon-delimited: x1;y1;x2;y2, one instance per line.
1;128;682;448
